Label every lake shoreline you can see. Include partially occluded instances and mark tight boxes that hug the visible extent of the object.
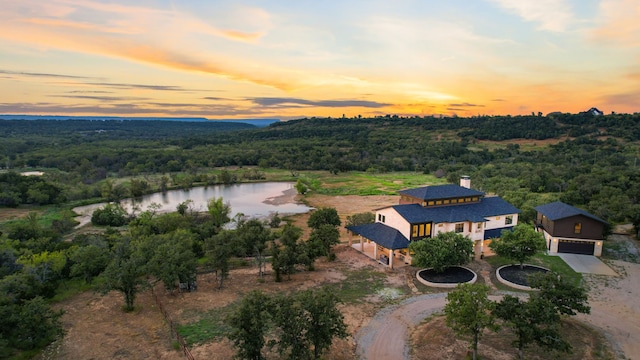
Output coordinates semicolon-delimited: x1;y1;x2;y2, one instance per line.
262;187;298;205
73;183;309;228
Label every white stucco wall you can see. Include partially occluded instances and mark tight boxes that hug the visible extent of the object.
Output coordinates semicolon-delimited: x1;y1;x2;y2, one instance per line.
484;213;519;230
376;207;411;239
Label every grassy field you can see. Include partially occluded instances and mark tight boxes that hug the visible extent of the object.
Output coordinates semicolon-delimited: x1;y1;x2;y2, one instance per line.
295;170;446;196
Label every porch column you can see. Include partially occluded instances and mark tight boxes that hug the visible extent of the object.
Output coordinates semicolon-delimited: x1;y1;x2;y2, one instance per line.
373;244;377;259
388;249;394;269
360;236;364;252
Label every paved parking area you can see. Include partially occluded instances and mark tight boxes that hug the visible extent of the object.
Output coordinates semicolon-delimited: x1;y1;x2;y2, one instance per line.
556;253;618;275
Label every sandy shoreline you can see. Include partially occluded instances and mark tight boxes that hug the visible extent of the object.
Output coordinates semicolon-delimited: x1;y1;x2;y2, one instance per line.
262;187;299;205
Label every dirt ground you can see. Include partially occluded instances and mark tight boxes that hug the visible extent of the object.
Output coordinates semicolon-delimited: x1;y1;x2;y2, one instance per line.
42;194;638;360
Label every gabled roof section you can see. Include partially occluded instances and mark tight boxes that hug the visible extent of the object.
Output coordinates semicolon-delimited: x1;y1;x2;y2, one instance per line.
535;201;606;224
398;184;484;201
392;196;520;224
346;223;410;250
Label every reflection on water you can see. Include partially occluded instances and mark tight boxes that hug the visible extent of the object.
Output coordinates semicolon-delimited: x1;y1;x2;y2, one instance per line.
73;182;311;227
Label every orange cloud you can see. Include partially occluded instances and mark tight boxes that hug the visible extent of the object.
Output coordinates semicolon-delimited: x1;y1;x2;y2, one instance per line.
592;0;640;47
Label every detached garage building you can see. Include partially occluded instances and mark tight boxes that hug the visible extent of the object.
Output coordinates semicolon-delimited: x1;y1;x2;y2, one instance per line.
535;201;608;256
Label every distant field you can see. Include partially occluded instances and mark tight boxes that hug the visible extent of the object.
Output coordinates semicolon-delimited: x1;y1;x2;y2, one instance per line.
0;207;37;222
475;137;566;151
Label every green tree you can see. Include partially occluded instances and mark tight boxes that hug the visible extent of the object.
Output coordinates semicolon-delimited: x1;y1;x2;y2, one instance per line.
409;232;474;273
308;224;340;261
489;224;546;269
159;175;169;192
0;296;64;351
176;199;193;216
6;211;42;241
99;238;147;311
129;178;149;197
529;272;590;317
207;197;231;231
494;295;570;360
69;244;110;283
206;231;234;289
272;288;348;360
444;283;496;360
91;203;128;227
295;179;308;195
17;250;67;290
271;224;309;281
307;207;341;230
236;218;271;278
145;230;197;292
269;212;282;228
345;211;375;227
226;290;272;360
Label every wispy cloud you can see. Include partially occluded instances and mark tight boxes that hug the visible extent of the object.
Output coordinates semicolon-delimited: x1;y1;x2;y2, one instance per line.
0;101;264;117
601;90;640;107
54;95;149;101
0;0;291;90
85;82;206;92
488;0;574;32
0;69;97;79
250;97;390;108
448;102;485;108
591;0;640;47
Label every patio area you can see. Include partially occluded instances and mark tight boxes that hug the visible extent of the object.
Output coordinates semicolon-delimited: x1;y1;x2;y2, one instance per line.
350;241;410;269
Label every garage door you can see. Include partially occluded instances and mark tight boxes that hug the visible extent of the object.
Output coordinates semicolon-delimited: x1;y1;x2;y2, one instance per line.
558;240;595;255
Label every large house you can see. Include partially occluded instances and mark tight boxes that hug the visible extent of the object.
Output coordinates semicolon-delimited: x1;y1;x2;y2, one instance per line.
535;201;607;256
347;176;521;268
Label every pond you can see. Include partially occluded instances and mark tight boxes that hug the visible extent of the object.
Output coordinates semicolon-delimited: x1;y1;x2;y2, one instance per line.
73;182;312;227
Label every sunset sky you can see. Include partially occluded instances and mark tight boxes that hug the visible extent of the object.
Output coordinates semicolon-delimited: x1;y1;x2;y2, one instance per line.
0;0;638;119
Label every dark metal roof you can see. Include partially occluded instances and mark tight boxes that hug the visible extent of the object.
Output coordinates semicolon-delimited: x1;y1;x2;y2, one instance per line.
398;184;484;201
346;223;410;250
534;201;606;224
391;196;520;224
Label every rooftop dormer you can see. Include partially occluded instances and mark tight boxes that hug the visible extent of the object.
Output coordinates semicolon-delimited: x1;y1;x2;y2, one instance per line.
398;178;484;208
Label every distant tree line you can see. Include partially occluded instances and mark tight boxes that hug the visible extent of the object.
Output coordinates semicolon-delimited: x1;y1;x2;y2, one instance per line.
2;113;640;228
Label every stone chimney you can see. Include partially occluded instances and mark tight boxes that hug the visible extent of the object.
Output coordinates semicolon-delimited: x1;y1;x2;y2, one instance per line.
460;175;471;189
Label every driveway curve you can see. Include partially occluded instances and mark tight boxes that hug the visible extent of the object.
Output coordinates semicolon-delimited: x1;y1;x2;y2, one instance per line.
356;293;447;360
356;293;509;360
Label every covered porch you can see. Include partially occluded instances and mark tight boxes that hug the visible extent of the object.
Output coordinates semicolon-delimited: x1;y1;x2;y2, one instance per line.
346;223;411;269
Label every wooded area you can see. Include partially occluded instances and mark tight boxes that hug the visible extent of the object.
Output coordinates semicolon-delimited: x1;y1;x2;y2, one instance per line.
2;112;639;225
1;112;639;358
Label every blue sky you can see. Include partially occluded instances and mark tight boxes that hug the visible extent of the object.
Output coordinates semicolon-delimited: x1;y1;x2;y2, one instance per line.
0;0;637;119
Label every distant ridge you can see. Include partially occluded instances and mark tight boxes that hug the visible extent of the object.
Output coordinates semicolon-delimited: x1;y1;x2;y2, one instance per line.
0;114;280;128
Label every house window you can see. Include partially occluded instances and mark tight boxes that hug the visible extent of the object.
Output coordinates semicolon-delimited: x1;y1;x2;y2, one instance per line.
505;215;513;225
574;222;582;234
465;197;471;202
427;201;435;206
435;200;443;205
451;198;458;204
476;223;483;232
378;214;386;223
455;223;464;233
443;199;450;204
411;222;432;240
